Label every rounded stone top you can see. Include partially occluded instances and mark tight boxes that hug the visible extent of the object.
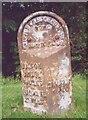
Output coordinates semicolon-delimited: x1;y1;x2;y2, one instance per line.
18;11;69;50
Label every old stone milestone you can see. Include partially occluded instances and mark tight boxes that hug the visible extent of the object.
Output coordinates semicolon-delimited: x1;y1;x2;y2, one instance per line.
17;11;73;115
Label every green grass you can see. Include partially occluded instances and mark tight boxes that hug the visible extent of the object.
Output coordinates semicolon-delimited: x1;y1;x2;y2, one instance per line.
1;74;86;118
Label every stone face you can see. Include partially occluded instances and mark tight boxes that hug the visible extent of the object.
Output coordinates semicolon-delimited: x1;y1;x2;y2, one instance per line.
17;11;73;115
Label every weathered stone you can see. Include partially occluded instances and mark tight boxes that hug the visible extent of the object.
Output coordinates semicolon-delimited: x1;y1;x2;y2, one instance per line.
17;11;73;115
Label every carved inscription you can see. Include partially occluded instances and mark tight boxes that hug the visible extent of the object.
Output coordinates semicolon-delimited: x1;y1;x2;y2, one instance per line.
22;16;65;49
21;54;72;112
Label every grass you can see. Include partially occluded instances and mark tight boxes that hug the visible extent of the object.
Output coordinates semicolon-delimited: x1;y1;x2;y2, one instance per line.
1;74;87;118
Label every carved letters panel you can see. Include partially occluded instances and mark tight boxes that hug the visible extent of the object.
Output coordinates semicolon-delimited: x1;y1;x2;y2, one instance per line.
22;16;65;49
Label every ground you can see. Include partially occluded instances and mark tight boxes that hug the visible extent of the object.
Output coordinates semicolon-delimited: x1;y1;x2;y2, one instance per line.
1;74;86;118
